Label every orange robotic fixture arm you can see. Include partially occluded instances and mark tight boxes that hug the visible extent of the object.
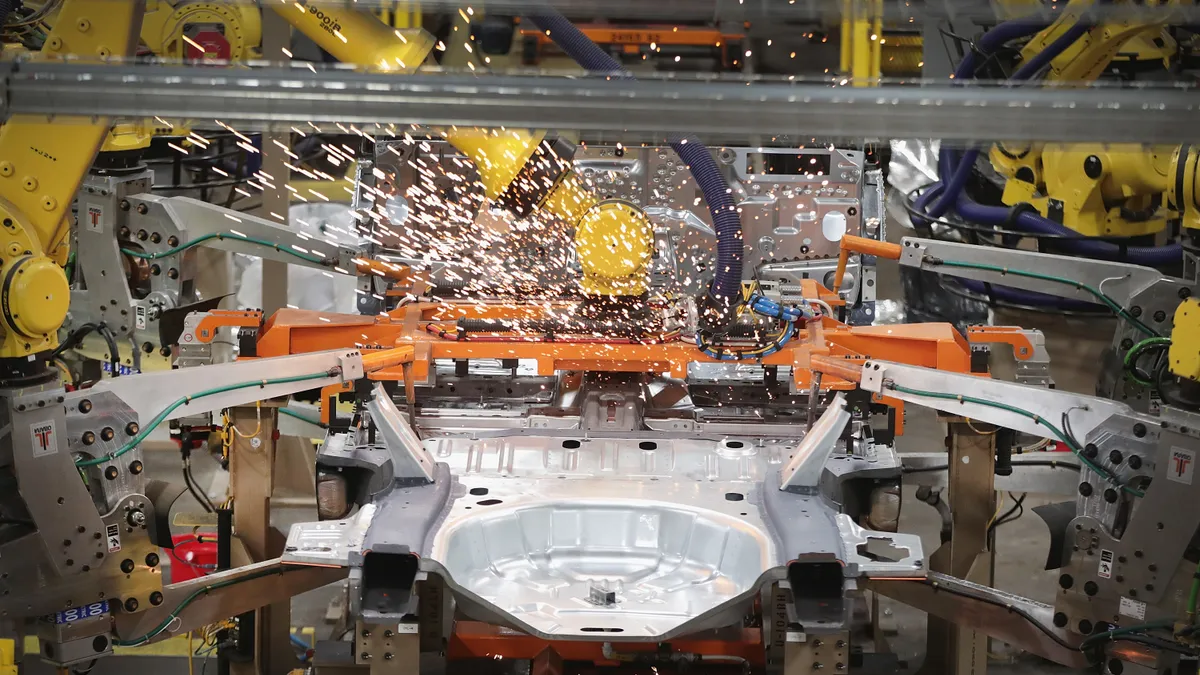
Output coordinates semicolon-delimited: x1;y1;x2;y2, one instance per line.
831;234;902;294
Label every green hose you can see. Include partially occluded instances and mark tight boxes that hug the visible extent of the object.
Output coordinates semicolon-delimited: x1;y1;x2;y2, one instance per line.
1078;619;1176;650
121;232;327;265
1123;337;1173;386
75;372;332;468
114;566;300;647
931;260;1160;337
890;384;1144;497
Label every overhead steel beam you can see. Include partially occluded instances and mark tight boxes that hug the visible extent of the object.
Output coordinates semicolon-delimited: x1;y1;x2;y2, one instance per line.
5;61;1200;144
224;0;1200;24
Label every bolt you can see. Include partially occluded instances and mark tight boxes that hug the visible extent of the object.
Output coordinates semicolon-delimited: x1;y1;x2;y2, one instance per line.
360;653;372;661
1109;450;1123;465
124;598;138;612
384;653;394;661
1131;306;1143;318
82;431;95;445
1146;584;1155;591
835;640;846;649
62;539;71;547
136;230;148;241
120;559;135;574
1180;287;1192;300
136;204;148;215
1120;338;1134;351
1116;575;1124;582
104;467;119;481
78;400;92;413
1119;555;1127;563
127;511;146;527
129;460;143;475
1149;564;1158;572
1084;581;1099;596
1083;155;1103;179
361;630;371;639
813;639;823;647
1104;488;1118;503
1128;455;1142;470
125;422;139;436
1083;444;1099;459
1079;482;1093;497
149;591;163;606
100;427;114;441
1154;310;1167;323
1053;612;1068;627
383;630;394;638
1059;574;1074;589
1135;550;1144;558
120;200;130;211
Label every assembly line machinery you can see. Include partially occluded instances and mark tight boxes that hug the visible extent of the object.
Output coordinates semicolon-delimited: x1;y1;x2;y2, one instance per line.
2;1;1200;675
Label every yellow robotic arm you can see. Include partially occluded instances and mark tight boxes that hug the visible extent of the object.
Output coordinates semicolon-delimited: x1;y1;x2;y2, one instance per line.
272;2;654;296
0;0;144;365
988;0;1199;238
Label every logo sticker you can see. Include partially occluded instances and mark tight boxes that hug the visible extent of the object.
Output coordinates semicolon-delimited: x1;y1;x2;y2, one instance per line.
86;205;104;233
1168;447;1195;485
1098;549;1114;579
106;524;121;553
30;420;56;457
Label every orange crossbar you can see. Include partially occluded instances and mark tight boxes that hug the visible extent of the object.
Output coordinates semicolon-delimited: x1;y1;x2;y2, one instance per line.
448;621;766;665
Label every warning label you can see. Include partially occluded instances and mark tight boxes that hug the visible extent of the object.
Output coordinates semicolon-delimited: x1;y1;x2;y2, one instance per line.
1098;549;1114;579
1119;596;1146;620
106;524;121;553
136;305;147;331
1168;446;1196;485
30;420;56;457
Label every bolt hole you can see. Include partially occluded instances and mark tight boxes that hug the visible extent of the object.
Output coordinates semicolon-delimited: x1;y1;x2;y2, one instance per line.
562;440;581;449
477;499;502;506
469;487;488;496
725;492;745;502
639;441;657;450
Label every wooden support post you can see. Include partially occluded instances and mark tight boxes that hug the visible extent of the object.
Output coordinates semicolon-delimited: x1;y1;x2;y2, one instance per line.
229;402;294;675
920;416;997;675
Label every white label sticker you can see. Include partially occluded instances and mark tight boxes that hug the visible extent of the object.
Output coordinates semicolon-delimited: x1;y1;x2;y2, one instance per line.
30;420;56;457
85;205;104;233
106;524;121;553
135;306;147;331
1098;549;1114;579
1168;446;1196;485
1119;596;1147;621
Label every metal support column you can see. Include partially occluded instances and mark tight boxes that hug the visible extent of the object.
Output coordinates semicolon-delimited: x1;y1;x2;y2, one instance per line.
229;402;294;675
258;9;291;315
920;416;997;675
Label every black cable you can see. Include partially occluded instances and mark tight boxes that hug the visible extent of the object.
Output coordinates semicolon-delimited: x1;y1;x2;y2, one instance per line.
989;492;1026;533
1109;634;1200;656
97;323;121;377
1156;361;1200;412
183;462;216;513
913;578;1087;656
902;460;1080;473
0;517;35;528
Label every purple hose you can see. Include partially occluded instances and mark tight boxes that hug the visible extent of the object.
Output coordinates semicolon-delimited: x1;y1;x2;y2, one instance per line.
524;12;744;306
953;193;1183;266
